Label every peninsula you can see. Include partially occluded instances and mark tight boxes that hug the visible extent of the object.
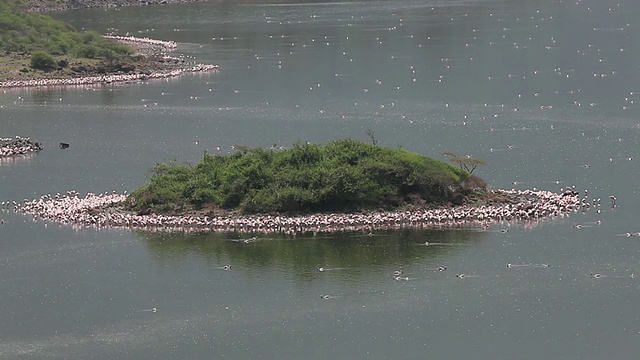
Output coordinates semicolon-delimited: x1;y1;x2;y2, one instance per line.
0;0;218;88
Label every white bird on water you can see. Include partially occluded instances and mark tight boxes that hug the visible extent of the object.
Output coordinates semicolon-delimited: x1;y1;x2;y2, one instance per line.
456;274;479;279
320;294;339;299
426;266;447;272
316;266;344;272
591;273;632;279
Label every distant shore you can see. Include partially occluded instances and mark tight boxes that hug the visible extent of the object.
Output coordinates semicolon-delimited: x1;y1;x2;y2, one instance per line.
8;189;583;235
25;0;209;12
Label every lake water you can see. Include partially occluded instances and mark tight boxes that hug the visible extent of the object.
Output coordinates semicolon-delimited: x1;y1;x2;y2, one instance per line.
2;0;640;358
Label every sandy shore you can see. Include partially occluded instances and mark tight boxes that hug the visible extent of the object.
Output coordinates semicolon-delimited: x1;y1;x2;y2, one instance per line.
7;189;584;234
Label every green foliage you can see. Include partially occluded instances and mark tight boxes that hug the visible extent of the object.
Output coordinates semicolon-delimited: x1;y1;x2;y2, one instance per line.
129;140;476;215
73;44;101;58
0;1;131;59
30;50;56;71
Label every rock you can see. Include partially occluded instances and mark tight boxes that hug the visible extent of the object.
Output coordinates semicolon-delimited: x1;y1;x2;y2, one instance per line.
70;65;87;73
118;64;135;73
450;193;465;205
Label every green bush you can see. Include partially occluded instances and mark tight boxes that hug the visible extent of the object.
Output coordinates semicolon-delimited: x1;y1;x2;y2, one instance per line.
73;44;101;58
1;1;133;59
128;140;476;215
30;51;57;71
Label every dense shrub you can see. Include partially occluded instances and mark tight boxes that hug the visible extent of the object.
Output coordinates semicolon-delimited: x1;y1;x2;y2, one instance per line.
0;1;132;59
30;50;57;71
128;140;475;215
73;44;100;58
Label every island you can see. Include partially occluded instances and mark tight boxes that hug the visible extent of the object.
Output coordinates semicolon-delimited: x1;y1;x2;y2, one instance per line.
0;0;218;88
10;140;583;234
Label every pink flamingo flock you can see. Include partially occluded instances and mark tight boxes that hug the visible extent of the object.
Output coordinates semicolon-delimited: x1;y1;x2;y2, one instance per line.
5;189;583;234
102;35;178;49
0;136;43;157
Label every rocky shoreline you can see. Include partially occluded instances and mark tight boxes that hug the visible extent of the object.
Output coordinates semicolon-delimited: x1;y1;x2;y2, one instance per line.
0;63;218;89
25;0;210;12
6;189;584;234
0;136;43;157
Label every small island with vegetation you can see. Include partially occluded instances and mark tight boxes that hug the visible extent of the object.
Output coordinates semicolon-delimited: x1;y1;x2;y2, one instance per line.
128;139;485;215
0;0;217;88
11;139;583;234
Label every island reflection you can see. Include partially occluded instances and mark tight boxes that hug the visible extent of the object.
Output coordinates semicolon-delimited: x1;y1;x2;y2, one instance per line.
135;228;488;282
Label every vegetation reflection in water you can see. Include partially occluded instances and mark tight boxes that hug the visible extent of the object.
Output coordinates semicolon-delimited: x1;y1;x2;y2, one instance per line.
136;228;487;281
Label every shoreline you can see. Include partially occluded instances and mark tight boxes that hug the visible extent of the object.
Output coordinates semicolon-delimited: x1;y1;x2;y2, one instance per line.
102;35;178;50
25;0;210;13
0;63;219;89
7;189;584;234
0;35;218;89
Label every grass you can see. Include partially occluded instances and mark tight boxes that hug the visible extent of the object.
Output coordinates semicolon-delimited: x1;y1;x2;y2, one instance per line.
0;53;106;81
0;55;27;80
127;139;483;215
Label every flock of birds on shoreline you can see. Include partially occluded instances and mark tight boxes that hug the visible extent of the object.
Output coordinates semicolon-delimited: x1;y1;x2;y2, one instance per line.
0;63;219;89
2;188;584;235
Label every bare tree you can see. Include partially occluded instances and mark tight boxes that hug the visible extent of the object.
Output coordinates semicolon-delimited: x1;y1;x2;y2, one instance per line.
442;152;487;174
365;129;378;146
